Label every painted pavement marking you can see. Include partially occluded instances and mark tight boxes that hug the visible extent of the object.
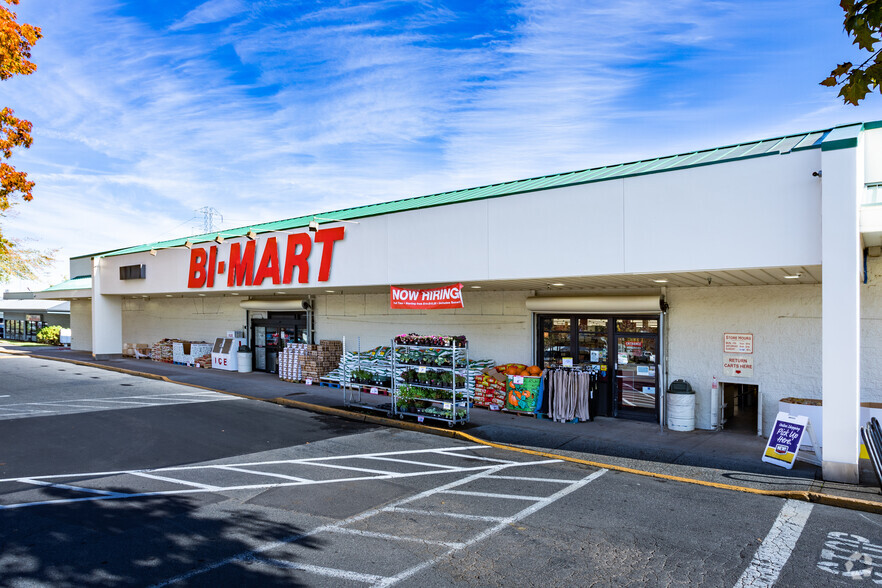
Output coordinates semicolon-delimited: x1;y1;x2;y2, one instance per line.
0;446;508;510
0;390;242;420
386;506;507;522
733;499;814;588
817;531;882;582
152;459;607;588
129;472;223;491
212;465;312;483
324;527;466;549
439;489;546;501
149;458;590;587
18;478;131;498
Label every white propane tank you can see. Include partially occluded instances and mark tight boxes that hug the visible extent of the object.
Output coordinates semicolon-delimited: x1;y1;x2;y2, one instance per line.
710;376;720;429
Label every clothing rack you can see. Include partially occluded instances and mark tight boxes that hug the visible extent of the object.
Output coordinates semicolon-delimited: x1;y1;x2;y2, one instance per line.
542;367;596;423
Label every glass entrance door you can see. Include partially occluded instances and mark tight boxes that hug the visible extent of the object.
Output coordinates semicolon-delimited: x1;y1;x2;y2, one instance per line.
538;314;660;421
251;313;308;373
613;318;660;420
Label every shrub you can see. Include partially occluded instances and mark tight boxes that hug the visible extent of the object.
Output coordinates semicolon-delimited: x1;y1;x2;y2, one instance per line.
36;325;62;346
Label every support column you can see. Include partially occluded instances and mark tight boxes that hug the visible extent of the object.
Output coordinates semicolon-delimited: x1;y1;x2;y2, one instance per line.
821;142;863;484
91;256;123;360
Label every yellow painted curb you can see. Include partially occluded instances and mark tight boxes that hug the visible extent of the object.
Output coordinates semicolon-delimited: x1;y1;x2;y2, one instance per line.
7;349;882;515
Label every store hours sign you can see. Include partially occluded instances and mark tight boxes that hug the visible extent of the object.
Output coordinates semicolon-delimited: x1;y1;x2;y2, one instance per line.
723;332;753;378
187;227;344;289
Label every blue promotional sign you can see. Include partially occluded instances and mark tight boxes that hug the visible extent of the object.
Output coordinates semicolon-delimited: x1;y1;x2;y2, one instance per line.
763;411;809;469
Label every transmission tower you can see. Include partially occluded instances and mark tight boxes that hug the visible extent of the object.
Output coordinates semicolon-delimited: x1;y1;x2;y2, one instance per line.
196;207;223;233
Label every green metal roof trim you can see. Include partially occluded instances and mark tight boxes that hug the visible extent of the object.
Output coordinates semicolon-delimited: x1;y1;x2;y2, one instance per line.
92;120;880;259
41;275;92;292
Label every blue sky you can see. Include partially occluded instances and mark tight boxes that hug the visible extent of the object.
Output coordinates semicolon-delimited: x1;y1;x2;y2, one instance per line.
3;0;882;290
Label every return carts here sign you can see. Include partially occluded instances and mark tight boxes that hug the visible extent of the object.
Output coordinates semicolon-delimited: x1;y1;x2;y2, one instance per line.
763;412;812;469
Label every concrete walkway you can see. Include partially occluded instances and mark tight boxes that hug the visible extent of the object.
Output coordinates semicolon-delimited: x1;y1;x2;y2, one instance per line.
4;344;881;511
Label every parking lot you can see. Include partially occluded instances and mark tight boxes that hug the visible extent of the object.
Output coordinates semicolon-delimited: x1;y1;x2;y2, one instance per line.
3;353;882;586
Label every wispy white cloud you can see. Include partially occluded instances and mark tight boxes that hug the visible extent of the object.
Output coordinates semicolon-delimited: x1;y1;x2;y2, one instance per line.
3;0;882;291
169;0;249;31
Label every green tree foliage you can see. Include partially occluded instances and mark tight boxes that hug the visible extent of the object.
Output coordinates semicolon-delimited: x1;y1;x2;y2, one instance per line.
822;0;882;105
0;0;50;282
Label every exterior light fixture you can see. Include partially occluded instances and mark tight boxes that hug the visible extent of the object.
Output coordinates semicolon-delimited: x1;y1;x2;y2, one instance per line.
276;291;286;295
326;290;335;293
784;273;802;279
149;249;157;256
198;293;206;297
246;230;257;240
165;294;173;298
230;292;239;296
184;240;193;249
214;235;224;244
471;286;481;289
653;279;669;283
308;216;360;232
550;283;566;287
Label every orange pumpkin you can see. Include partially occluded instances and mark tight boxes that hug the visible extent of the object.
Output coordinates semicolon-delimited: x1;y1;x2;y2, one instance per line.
528;365;541;375
519;370;531;377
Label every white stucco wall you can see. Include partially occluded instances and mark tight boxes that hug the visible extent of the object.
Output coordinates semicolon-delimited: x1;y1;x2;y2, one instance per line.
120;297;246;345
70;299;92;351
666;262;882;434
314;290;533;364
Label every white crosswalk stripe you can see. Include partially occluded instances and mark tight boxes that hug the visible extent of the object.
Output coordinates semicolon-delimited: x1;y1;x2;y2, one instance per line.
0;391;241;420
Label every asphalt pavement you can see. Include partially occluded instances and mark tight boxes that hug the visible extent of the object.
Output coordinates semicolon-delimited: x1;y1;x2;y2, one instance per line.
3;345;882;586
3;345;881;509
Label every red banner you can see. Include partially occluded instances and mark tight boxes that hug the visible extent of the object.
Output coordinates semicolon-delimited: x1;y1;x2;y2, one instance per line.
390;283;464;309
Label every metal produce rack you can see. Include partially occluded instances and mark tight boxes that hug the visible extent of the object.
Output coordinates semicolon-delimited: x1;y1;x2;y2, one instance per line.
392;339;470;427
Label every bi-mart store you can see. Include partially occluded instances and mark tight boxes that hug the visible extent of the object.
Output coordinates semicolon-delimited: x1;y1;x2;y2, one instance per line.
41;121;882;484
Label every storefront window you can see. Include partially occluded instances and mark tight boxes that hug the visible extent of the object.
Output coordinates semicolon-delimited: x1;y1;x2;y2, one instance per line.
616;319;658;333
577;318;607;366
542;317;572;367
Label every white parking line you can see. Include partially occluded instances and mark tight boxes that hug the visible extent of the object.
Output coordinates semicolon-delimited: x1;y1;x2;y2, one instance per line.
0;391;240;420
0;446;518;510
240;555;388;584
212;465;312;483
733;499;814;588
325;527;465;549
387;506;506;522
0;446;491;483
149;459;573;587
377;468;607;587
440;489;545;501
129;472;222;491
489;475;577;484
362;455;461;470
18;478;131;497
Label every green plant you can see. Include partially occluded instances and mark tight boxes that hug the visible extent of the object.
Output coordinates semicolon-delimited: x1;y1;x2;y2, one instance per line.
36;325;61;345
352;369;373;382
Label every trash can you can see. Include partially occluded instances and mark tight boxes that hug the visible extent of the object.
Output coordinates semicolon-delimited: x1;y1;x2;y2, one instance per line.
237;346;253;373
667;379;695;432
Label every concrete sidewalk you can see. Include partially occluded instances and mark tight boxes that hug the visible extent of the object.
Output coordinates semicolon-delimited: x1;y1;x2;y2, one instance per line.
4;344;881;511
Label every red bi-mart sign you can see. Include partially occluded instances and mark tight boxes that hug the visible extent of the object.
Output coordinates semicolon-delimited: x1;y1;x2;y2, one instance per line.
390;283;464;310
187;227;344;289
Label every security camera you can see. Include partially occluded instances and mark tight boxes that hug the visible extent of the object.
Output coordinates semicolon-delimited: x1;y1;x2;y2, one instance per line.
812;170;822;177
308;219;319;232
